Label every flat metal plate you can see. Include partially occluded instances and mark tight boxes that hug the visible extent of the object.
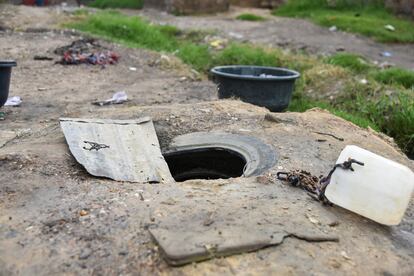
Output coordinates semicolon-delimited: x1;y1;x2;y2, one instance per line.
60;117;174;183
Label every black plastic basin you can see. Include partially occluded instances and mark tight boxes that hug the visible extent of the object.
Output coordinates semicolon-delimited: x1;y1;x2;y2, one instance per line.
0;61;17;108
211;65;300;112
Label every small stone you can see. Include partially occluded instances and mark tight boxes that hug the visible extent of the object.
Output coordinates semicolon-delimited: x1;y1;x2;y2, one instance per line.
256;175;274;185
341;250;351;260
79;210;88;216
79;248;92;260
119;249;129;256
329;258;342;269
329;221;340;227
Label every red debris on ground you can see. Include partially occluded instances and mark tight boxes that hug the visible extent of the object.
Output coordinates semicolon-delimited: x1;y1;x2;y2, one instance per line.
59;51;120;66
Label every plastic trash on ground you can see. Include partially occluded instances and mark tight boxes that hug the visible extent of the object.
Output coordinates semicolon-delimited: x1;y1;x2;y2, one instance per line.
384;24;396;32
325;145;414;225
5;96;22;107
381;51;393;57
92;91;128;106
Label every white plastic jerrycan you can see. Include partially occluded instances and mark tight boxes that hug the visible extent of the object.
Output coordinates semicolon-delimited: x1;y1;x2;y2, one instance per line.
325;145;414;225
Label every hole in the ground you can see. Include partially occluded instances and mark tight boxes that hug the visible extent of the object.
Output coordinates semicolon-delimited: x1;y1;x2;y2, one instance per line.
163;147;247;182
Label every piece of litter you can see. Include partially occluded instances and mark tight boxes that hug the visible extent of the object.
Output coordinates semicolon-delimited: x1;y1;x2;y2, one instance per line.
341;251;351;260
384;24;395;32
329;26;337;32
129;67;137;71
210;39;225;49
59;50;119;66
259;73;276;78
381;51;393;57
359;79;368;85
34;55;54;61
55;39;119;66
60;117;174;183
5;96;22;107
92;91;128;106
228;32;244;39
326;145;414;225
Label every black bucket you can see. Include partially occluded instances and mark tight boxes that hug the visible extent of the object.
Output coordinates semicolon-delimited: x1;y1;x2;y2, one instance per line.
0;61;17;108
211;65;300;112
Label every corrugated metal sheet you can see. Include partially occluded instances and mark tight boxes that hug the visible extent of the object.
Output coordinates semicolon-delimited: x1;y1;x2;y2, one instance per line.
60;117;174;183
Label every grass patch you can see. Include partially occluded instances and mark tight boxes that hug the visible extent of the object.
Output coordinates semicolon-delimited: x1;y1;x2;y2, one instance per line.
68;11;180;51
72;9;90;16
373;68;414;89
68;11;414;157
288;94;379;130
326;53;371;73
236;13;266;21
274;0;414;43
213;44;280;67
177;44;211;72
88;0;143;9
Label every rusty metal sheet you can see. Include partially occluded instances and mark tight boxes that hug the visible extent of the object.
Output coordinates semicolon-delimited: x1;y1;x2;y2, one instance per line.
60;117;174;183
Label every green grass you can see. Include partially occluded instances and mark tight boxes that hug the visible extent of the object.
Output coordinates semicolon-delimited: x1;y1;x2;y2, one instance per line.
373;68;414;89
72;9;90;16
274;0;414;43
88;0;143;9
326;53;371;73
213;44;280;67
67;11;414;157
236;13;266;21
288;94;379;130
68;12;180;51
177;44;211;72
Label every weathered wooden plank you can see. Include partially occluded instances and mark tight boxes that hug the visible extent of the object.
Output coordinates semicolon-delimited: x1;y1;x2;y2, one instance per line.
60;117;174;183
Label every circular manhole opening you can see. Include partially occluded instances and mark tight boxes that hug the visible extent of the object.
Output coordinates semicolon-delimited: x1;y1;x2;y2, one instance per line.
163;147;246;182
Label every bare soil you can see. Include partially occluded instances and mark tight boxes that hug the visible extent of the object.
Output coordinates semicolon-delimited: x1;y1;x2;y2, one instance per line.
0;4;413;276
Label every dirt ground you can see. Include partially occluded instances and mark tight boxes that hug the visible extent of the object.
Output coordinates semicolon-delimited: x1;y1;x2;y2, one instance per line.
0;4;414;276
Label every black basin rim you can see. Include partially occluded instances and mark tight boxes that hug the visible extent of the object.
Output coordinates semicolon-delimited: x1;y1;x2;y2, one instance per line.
211;65;300;81
0;61;17;67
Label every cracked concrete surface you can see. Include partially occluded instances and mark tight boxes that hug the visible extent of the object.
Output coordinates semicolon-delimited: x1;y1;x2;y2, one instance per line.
0;4;413;275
